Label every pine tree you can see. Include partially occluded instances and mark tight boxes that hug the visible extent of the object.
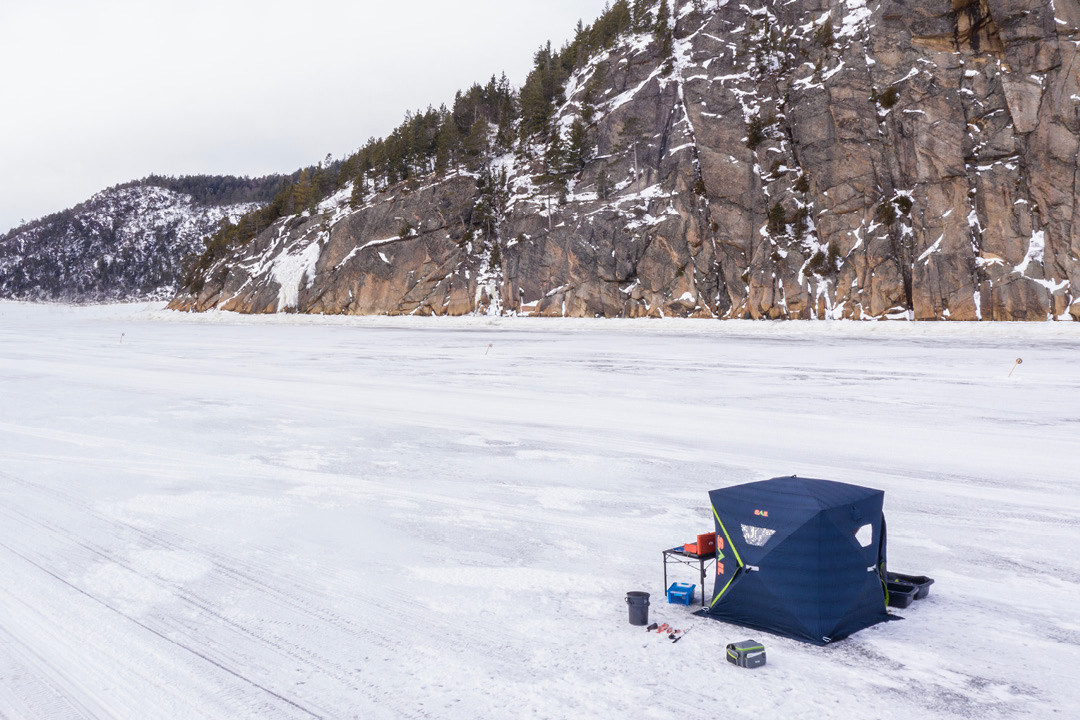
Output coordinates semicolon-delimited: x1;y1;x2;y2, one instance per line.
463;118;490;171
655;0;673;72
565;118;593;173
473;167;509;242
520;45;558;141
582;62;608;123
544;132;567;178
632;0;650;32
291;169;311;213
315;153;335;198
494;73;517;152
610;0;632;36
655;0;671;35
349;173;367;208
495;112;516;154
768;202;787;236
309;164;327;210
435;113;461;173
596;167;613;200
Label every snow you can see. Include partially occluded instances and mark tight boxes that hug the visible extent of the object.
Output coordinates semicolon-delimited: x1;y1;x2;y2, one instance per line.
895;67;921;84
666;142;696;157
334;246;362;271
838;0;873;40
1016;230;1045;275
0;302;1078;719
315;184;353;214
822;60;847;81
360;235;405;250
918;235;944;264
269;240;322;311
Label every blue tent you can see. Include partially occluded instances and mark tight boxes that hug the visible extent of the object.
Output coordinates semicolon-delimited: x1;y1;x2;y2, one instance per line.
704;476;890;645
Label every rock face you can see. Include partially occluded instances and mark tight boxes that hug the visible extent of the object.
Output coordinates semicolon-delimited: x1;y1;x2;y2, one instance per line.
1;185;258;302
172;0;1080;321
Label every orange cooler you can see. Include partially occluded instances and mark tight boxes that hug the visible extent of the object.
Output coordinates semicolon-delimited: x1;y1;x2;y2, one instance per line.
697;532;717;554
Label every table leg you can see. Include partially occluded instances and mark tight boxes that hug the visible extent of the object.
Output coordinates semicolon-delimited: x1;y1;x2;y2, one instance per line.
663;552;668;593
700;560;706;607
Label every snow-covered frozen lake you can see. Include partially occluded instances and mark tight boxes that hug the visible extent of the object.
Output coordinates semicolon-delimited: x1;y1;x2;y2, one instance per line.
0;302;1077;719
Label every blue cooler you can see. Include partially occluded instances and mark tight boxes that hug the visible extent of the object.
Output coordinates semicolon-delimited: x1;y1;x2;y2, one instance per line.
667;582;695;605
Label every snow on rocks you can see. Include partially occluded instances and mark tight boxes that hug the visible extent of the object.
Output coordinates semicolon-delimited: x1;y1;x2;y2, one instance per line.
270;239;322;311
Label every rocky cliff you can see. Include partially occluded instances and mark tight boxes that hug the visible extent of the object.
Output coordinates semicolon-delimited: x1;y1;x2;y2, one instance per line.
171;0;1080;321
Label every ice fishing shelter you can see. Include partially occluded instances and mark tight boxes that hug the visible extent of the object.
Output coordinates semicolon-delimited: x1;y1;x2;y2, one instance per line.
705;476;890;645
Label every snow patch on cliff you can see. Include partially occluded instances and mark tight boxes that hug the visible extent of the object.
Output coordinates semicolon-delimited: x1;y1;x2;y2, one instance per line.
1016;230;1045;275
270;240;322;310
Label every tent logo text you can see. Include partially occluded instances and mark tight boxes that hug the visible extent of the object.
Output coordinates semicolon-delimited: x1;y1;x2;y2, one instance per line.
754;509;769;517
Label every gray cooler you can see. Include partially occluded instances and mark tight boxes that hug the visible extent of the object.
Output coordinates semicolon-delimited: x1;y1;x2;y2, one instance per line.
726;640;767;668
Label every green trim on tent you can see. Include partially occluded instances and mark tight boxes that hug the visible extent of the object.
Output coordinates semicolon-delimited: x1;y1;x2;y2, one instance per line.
710;570;737;608
712;504;743;567
710;503;746;608
880;561;890;608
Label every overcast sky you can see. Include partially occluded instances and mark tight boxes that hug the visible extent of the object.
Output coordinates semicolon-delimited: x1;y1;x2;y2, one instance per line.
0;0;610;234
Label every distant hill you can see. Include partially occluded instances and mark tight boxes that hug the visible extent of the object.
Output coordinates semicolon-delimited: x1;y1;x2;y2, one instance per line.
0;174;290;302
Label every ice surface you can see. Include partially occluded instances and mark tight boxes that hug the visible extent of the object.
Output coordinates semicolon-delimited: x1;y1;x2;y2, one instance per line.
0;302;1078;719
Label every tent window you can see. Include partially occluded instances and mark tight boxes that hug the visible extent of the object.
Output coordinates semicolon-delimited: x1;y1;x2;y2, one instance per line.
855;524;873;547
741;524;775;547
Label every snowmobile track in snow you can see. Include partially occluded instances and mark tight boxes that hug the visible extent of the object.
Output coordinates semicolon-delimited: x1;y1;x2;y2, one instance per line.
0;470;439;720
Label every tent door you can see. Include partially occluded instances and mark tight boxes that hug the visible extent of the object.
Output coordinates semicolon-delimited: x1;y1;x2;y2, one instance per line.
710;505;747;609
709;563;745;609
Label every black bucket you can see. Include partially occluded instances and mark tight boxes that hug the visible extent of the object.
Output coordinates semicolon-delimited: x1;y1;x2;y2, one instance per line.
626;591;650;626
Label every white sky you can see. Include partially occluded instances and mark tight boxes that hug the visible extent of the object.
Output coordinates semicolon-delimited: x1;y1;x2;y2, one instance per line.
0;0;610;234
